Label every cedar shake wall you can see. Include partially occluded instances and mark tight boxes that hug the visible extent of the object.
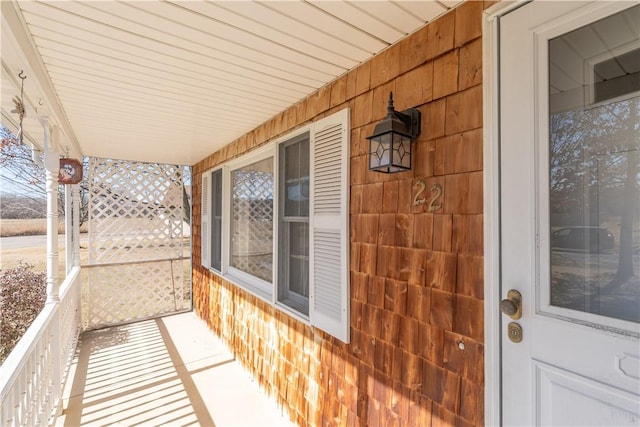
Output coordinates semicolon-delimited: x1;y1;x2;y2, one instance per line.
191;2;491;426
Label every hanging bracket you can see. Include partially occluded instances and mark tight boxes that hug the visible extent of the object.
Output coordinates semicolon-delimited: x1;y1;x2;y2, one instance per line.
10;70;27;144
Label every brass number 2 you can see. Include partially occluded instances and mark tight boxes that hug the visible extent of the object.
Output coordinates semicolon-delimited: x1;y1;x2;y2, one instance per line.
413;180;443;212
413;180;427;206
428;183;443;212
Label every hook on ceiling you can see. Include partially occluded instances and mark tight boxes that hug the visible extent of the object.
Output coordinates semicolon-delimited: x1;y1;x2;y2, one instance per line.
11;70;27;144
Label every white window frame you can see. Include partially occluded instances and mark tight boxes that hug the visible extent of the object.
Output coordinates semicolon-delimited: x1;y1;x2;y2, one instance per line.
211;168;224;272
201;166;224;273
223;143;276;300
201;108;350;342
201;171;211;270
276;130;311;316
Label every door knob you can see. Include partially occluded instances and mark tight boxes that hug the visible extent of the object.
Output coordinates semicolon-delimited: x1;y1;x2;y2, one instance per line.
500;289;522;319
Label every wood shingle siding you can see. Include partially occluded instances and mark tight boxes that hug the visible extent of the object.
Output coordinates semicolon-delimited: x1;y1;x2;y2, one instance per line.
191;1;491;425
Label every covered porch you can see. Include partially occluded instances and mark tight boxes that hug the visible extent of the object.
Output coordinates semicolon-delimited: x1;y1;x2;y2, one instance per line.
0;1;494;426
56;312;293;427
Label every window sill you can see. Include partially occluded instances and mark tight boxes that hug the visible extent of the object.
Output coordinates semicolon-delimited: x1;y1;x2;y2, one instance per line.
275;301;310;325
279;295;308;316
205;267;271;302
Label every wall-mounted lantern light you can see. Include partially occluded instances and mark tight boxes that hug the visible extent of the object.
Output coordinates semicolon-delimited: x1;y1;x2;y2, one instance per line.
367;92;421;173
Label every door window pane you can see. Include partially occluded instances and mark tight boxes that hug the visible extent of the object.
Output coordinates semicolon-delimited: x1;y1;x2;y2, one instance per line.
549;6;640;323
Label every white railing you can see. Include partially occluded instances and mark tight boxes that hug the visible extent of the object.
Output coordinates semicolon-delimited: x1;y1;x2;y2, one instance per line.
0;266;82;426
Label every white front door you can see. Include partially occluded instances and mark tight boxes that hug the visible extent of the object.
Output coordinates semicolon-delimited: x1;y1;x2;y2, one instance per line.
500;1;640;425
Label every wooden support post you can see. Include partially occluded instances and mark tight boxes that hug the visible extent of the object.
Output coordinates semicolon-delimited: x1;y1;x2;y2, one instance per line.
73;184;81;267
42;118;59;304
65;185;72;275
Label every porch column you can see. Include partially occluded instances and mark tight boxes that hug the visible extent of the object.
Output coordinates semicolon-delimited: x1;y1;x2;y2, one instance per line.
65;185;72;275
73;183;81;267
42;118;60;304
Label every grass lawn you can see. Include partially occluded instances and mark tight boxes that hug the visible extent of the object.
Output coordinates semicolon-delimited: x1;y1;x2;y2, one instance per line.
0;219;89;273
0;218;90;237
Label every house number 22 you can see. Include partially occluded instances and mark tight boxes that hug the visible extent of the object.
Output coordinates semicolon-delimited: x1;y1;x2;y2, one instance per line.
413;180;443;212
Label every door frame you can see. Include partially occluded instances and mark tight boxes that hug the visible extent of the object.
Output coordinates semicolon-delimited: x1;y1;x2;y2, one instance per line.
483;1;640;425
483;1;532;425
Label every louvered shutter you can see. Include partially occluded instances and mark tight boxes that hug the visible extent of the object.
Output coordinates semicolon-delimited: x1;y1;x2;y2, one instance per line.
201;172;211;269
310;109;350;343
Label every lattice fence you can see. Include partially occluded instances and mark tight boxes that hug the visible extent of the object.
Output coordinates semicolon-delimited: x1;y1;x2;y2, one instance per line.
84;158;190;330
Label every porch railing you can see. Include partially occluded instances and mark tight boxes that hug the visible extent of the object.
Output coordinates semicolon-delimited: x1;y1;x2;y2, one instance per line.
0;266;82;426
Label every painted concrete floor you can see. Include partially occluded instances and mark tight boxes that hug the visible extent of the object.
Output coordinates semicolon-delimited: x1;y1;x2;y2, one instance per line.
56;312;295;427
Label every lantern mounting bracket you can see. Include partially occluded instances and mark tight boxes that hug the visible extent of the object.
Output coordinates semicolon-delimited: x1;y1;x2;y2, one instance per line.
397;107;421;140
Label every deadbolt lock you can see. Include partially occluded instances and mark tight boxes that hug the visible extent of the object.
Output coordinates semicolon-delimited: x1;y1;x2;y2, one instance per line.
507;322;523;343
499;289;522;320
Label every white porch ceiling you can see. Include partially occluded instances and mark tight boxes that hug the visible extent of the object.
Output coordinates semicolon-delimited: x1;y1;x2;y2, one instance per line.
1;0;462;166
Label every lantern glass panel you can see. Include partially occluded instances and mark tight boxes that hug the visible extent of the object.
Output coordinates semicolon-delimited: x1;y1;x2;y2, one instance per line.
381;134;392;166
400;137;411;169
390;134;411;170
369;134;393;169
391;133;402;166
369;136;380;168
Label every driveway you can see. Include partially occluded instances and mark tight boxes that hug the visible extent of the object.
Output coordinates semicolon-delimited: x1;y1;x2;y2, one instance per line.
0;234;89;250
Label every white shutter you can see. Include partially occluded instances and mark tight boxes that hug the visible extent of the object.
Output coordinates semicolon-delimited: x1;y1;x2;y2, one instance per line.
310;108;350;343
201;172;211;269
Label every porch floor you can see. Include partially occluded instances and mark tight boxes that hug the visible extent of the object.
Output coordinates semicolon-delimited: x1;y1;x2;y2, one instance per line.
56;312;295;427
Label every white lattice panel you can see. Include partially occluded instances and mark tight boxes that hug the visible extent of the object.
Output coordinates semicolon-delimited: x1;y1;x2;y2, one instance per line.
84;260;190;329
89;159;185;263
86;159;190;330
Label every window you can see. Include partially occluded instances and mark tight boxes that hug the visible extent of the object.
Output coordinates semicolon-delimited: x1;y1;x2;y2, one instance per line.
230;157;274;284
201;168;223;271
211;169;223;271
200;109;350;342
278;134;310;315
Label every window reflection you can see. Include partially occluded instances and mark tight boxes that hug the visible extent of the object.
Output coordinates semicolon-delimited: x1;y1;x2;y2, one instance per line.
230;157;274;282
550;98;640;323
549;6;640;323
